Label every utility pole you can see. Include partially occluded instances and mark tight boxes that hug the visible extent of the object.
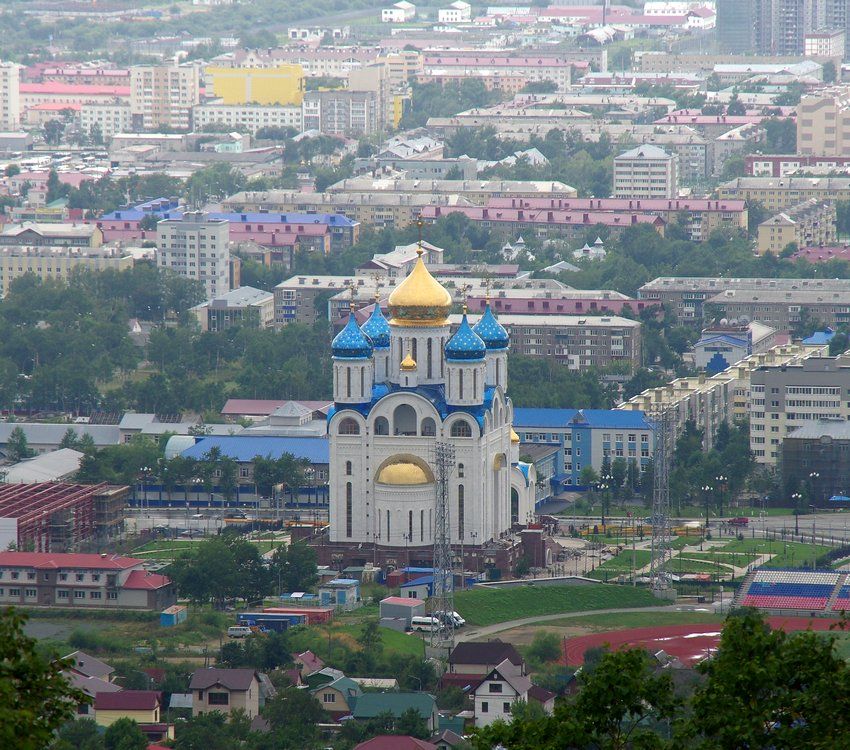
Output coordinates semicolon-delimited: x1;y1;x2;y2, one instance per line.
649;407;674;593
430;441;456;651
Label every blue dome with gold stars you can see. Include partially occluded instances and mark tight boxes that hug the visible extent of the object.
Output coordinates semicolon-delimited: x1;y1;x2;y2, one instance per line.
332;313;373;359
360;303;390;349
473;303;509;350
445;312;486;362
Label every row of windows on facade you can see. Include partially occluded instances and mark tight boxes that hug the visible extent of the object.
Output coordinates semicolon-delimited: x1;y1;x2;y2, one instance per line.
0;570;110;582
338;415;473;438
522;432;649;443
342;484;497;540
0;588;117;599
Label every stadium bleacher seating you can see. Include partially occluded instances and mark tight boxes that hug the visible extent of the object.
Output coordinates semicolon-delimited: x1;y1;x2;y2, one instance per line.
740;570;841;612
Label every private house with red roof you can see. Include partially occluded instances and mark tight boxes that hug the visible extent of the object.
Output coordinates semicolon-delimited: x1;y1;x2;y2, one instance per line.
354;738;438;750
94;691;173;742
0;552;175;610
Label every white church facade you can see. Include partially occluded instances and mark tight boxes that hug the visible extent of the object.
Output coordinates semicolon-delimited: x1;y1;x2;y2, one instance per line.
320;247;537;570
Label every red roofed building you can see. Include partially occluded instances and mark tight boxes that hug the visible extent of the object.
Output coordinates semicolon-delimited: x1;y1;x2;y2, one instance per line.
354;737;438;750
0;551;175;610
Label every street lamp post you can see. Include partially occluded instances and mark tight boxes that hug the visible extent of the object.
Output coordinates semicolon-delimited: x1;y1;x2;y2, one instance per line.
715;474;727;528
792;492;802;536
139;466;151;514
700;484;713;546
809;471;821;512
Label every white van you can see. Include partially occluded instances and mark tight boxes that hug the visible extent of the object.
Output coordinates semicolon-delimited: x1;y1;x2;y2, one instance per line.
410;616;440;632
227;626;253;638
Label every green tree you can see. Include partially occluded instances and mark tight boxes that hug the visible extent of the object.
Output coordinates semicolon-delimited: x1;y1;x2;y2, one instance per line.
396;706;430;739
6;426;33;462
51;719;105;750
269;541;318;593
103;718;147;750
526;630;561;665
261;687;326;746
58;428;81;450
474;647;678;750
579;465;599;487
685;610;850;748
0;609;88;750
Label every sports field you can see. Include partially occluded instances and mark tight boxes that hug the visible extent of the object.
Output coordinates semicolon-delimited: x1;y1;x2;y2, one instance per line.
454;583;666;626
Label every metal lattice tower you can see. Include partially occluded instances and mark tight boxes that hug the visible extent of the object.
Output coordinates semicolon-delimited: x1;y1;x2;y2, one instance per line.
649;408;674;591
430;441;456;649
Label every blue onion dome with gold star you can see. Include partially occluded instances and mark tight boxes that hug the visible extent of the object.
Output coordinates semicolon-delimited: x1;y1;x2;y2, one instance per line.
445;309;486;362
360;300;390;349
332;310;373;359
473;302;509;350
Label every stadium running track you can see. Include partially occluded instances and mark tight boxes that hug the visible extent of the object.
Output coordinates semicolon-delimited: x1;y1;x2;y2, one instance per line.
562;617;839;666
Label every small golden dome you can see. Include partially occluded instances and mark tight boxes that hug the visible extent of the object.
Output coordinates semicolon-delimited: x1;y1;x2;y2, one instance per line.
388;250;452;327
400;353;417;371
510;428;520;444
376;462;430;485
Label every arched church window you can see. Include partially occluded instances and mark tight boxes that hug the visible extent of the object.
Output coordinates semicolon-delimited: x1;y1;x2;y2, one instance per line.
345;461;352;476
374;416;389;435
393;404;417;436
339;418;360;435
421;417;436;436
458;463;464;478
451;420;473;438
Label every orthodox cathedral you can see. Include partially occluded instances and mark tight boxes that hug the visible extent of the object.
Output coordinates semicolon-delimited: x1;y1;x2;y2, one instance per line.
322;248;537;568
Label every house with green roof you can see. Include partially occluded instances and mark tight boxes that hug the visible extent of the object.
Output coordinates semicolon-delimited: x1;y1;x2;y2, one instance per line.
352;692;439;732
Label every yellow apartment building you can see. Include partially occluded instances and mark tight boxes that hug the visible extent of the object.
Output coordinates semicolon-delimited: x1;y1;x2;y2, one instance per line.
207;65;305;106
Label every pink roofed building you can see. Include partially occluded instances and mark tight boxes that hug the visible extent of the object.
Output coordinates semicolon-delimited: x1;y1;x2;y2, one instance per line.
419;203;666;240
792;245;850;264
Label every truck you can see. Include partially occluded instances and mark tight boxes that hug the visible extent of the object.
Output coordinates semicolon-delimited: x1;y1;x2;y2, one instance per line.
728;517;749;527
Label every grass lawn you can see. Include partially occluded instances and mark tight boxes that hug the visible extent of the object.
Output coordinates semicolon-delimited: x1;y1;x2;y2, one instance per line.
454;583;666;626
585;550;652;581
288;619;425;661
684;552;756;566
666;557;734;574
719;539;831;568
538;610;726;631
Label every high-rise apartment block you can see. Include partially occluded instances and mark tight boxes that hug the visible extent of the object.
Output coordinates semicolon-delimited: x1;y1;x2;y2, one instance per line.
613;145;678;200
798;86;850;156
157;212;230;300
750;354;850;464
718;0;841;56
302;90;380;136
0;62;21;131
130;65;200;131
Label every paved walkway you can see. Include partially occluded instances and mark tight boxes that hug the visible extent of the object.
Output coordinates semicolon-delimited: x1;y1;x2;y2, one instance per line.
457;603;711;642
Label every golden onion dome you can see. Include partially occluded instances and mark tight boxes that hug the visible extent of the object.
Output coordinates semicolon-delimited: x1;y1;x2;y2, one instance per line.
388;249;452;327
400;353;417;371
376;462;430;485
510;428;520;444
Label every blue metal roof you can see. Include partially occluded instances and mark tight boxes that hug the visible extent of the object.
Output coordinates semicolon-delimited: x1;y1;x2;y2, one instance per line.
181;435;329;463
332;313;373;359
802;328;836;345
360;304;390;349
473;304;509;350
401;575;434;587
100;199;357;227
513;408;652;429
445;313;486;361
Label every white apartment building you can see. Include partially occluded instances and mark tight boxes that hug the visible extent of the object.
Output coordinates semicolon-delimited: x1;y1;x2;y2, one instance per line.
192;103;302;134
613;144;679;200
130;65;200;131
804;29;845;59
0;62;21;131
157;212;230;299
382;0;416;22
619;344;827;452
750;354;850;465
438;0;471;22
80;102;133;140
